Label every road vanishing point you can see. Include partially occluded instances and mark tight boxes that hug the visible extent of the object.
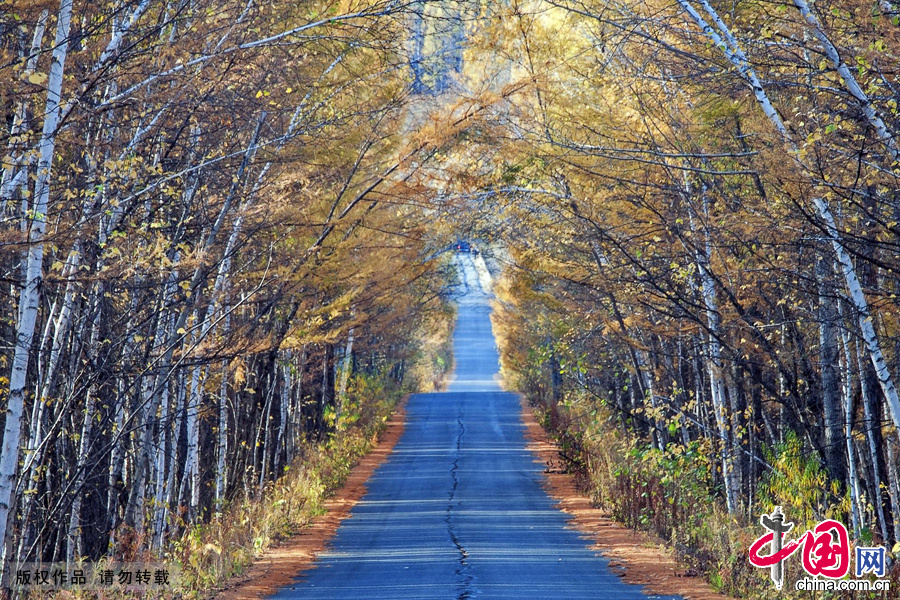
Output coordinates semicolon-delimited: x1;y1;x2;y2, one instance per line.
270;255;681;600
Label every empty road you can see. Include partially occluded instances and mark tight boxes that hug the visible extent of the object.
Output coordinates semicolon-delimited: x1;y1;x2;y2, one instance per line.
269;254;679;600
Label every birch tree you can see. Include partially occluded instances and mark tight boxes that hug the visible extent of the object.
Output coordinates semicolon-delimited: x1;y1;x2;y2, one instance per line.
0;0;73;571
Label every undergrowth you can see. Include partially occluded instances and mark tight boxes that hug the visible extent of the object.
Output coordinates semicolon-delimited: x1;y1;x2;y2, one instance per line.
171;315;453;598
177;425;379;598
25;388;397;600
174;364;449;598
530;394;900;600
27;306;454;600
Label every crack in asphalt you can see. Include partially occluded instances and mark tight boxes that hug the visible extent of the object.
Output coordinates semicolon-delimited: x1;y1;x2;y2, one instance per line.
446;413;476;600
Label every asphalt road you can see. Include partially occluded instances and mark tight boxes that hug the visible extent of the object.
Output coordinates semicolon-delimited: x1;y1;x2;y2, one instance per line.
269;254;679;600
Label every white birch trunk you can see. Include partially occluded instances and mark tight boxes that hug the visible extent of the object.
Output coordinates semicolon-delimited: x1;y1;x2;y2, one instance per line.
693;194;738;513
275;358;290;472
214;358;229;512
95;0;152;68
336;328;355;427
683;179;739;512
106;380;129;552
815;198;900;441
66;385;97;563
700;273;739;514
20;251;82;502
150;378;172;548
816;256;845;483
21;118;108;509
635;340;662;451
157;371;186;548
151;116;263;400
257;383;276;493
124;266;179;531
856;344;890;543
790;0;900;163
838;310;863;538
677;0;790;137
183;361;207;520
63;287;105;562
0;10;48;208
0;0;73;572
678;0;900;444
290;347;307;461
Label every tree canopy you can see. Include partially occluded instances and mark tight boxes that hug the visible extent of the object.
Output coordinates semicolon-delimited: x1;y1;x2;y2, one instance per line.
3;0;900;594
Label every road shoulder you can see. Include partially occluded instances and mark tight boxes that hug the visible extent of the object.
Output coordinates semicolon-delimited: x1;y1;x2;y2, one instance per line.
519;395;729;600
212;398;408;600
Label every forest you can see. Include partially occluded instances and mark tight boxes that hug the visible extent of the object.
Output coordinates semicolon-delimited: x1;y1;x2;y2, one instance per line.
3;0;900;597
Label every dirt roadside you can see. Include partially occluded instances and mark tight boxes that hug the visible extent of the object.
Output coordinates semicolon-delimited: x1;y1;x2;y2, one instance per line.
519;395;729;600
212;398;408;600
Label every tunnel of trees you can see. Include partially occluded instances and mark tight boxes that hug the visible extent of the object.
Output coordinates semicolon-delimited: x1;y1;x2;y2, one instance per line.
3;0;900;595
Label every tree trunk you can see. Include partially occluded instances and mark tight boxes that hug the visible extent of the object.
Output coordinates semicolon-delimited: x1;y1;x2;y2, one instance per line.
676;0;900;443
816;255;846;485
182;354;205;521
815;199;900;443
317;344;336;438
106;380;129;553
275;357;290;473
687;187;739;513
336;328;355;426
790;0;900;162
0;0;73;577
838;311;863;539
214;308;232;512
883;407;900;543
65;290;104;563
857;344;890;543
0;9;48;208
